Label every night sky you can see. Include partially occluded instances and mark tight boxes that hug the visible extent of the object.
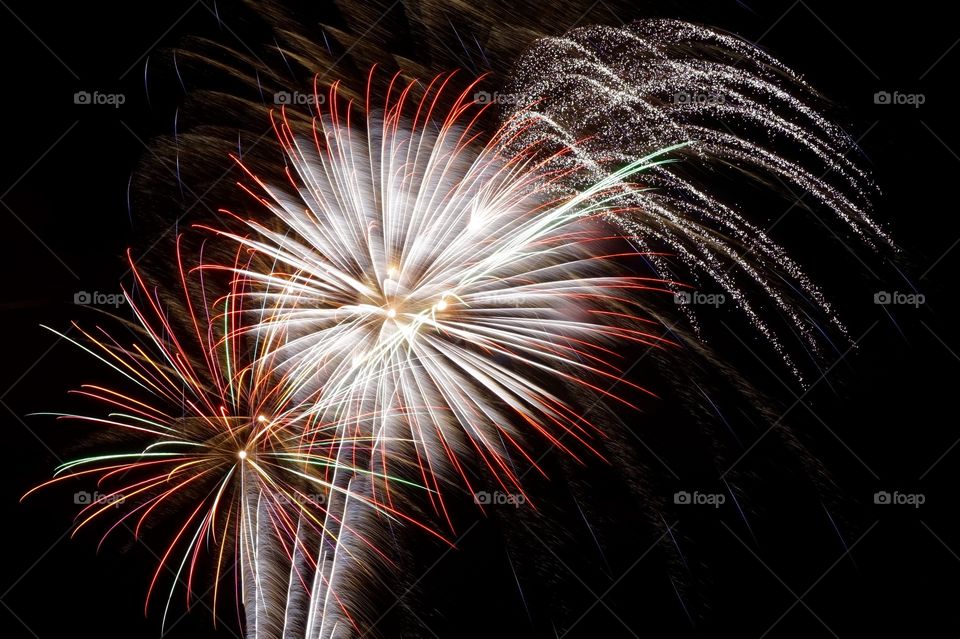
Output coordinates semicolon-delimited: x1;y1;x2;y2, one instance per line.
2;1;959;636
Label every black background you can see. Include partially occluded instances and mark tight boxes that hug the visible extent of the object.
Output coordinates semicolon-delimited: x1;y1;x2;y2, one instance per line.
2;1;958;637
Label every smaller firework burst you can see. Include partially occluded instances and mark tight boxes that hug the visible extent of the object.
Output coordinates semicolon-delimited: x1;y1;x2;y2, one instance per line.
24;239;432;631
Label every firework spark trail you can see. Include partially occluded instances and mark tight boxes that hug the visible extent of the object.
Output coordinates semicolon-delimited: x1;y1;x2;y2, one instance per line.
24;239;437;638
502;20;892;379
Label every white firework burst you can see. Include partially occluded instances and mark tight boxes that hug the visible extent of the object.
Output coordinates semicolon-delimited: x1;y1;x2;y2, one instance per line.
205;73;680;509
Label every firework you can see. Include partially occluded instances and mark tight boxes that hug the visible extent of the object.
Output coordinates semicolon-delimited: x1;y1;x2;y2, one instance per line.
503;20;892;379
24;240;434;635
25;10;891;638
203;71;682;522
